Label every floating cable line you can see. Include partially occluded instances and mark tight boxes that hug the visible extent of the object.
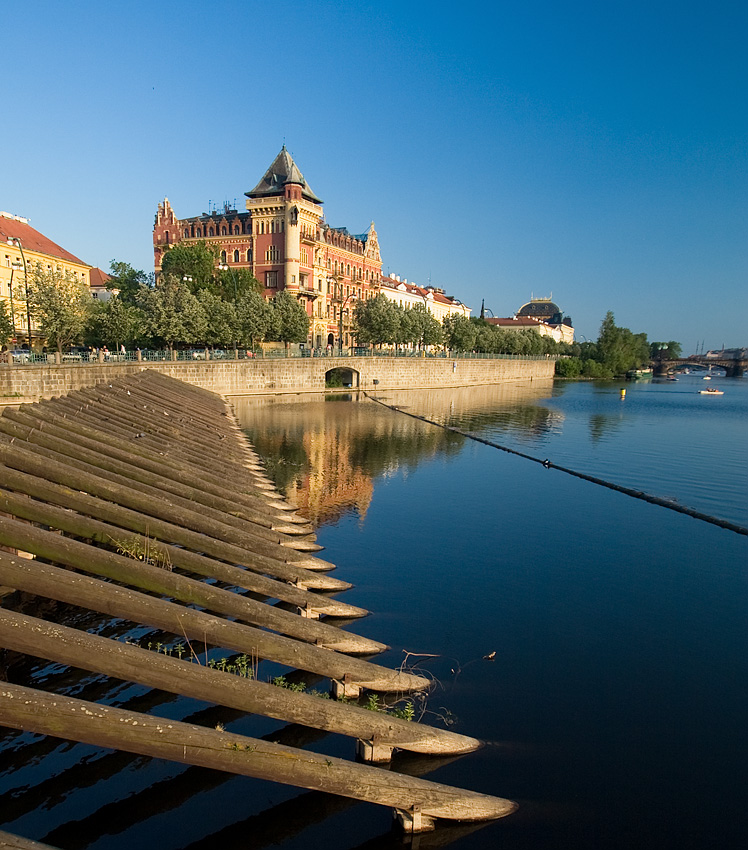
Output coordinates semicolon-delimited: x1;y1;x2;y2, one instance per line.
366;393;748;537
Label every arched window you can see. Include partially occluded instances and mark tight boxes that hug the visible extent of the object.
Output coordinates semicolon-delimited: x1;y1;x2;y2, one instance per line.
233;250;240;262
196;228;202;237
221;226;227;236
234;226;240;235
209;227;214;236
184;228;189;238
221;250;227;263
246;250;252;262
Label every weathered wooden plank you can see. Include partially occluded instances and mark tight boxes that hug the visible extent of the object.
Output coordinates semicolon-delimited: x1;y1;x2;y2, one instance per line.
0;683;516;823
0;419;320;553
6;404;311;526
0;463;346;591
0;553;428;692
0;610;480;758
0;438;333;571
0;516;381;655
0;487;364;618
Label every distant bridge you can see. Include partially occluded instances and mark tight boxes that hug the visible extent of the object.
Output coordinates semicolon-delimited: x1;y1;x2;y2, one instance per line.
653;355;747;378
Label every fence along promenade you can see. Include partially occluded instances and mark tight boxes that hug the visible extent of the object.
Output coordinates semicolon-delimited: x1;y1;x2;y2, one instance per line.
0;371;515;838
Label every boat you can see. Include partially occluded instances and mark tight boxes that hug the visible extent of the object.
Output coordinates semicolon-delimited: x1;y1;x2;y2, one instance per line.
626;368;653;380
703;375;711;380
699;387;724;395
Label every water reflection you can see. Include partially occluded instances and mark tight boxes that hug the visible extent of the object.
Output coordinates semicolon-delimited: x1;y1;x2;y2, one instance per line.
232;383;556;527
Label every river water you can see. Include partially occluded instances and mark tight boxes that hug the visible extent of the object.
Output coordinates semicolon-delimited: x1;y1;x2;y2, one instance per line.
1;374;746;849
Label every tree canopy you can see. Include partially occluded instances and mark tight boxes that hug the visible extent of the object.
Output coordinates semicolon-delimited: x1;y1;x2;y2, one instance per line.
137;276;207;350
268;290;309;347
27;264;93;353
107;261;153;305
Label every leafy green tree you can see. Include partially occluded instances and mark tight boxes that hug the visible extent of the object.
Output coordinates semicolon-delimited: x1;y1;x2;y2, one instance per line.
555;356;583;378
88;297;143;350
403;305;442;349
196;289;238;348
160;242;218;292
650;340;682;360
215;267;263;302
107;261;153;305
236;290;274;349
353;294;402;347
596;311;649;375
26;264;93;354
269;290;309;349
0;300;13;347
442;314;477;351
137;276;207;350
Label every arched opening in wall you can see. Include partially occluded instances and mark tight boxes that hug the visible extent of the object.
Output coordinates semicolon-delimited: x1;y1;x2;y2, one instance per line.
325;367;359;389
327;333;334;347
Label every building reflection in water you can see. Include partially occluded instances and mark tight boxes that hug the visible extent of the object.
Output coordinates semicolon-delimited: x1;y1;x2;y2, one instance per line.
231;381;557;528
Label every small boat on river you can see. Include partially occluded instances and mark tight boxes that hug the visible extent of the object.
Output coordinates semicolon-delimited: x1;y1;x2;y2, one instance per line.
699;387;724;395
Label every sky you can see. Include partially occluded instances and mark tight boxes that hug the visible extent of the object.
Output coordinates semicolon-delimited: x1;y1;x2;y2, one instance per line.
3;0;746;350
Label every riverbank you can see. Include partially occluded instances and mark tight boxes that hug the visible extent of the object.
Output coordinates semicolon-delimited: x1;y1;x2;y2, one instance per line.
0;355;556;404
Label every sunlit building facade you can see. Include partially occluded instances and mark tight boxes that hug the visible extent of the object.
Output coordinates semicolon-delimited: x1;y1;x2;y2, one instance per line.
153;147;384;349
1;211;92;346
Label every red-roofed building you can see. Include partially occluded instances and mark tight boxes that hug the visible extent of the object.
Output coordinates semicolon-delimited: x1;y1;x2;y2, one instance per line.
486;296;574;344
1;211;95;346
380;275;471;322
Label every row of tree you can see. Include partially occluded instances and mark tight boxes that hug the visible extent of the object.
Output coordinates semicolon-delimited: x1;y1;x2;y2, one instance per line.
0;261;310;354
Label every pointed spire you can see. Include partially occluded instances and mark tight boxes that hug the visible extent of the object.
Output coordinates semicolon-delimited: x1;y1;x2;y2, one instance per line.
246;147;322;204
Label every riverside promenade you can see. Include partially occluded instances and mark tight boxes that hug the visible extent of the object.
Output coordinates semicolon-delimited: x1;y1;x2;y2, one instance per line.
0;353;556;405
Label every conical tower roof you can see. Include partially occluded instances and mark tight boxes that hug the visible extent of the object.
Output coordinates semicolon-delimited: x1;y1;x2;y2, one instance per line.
246;146;323;204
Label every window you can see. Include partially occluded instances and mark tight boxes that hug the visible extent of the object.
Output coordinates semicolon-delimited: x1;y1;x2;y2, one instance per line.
209;227;214;236
265;271;278;288
233;250;240;262
221;227;227;236
234;226;240;235
266;245;280;263
221;250;227;263
197;228;202;237
246;250;252;262
184;228;189;238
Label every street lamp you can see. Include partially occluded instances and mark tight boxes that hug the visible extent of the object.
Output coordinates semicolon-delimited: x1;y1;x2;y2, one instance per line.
8;261;22;338
338;293;357;353
8;238;30;348
217;263;240;354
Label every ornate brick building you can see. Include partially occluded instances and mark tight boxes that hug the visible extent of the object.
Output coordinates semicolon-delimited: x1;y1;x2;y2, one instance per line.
153;147;383;349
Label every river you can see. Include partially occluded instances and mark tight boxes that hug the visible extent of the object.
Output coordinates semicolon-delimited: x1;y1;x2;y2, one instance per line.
1;374;746;849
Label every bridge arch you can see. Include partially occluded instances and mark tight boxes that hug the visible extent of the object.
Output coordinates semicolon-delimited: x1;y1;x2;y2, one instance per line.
325;366;360;389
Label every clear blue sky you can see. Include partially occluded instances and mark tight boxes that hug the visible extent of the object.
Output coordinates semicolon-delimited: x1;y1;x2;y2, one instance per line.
4;0;746;350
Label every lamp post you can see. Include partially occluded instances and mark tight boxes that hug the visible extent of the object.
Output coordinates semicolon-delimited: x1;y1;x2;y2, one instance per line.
217;263;240;354
338;293;357;354
8;261;22;339
8;238;30;348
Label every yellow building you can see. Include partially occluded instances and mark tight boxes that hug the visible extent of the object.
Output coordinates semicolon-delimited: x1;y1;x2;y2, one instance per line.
1;211;93;347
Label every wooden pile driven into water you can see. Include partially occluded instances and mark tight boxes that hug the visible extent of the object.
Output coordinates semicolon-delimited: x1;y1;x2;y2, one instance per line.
0;371;515;837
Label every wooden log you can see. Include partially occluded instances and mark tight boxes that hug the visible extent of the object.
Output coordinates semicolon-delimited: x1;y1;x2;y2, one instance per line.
0;552;428;692
0;438;333;571
0;413;316;539
0;463;347;591
0;830;58;850
56;387;282;495
0;610;480;757
0;683;516;823
0;516;381;655
0;487;365;618
28;397;298;515
8;404;310;525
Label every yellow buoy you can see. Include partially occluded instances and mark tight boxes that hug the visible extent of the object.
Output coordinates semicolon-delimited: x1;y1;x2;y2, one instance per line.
620;388;626;399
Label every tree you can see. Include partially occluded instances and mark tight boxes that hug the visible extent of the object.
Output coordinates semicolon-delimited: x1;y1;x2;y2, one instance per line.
236;290;274;350
88;297;143;350
196;289;238;348
0;300;13;348
137;276;206;350
403;305;442;349
353;294;401;347
215;267;263;302
650;340;682;360
596;311;649;375
107;261;153;305
269;290;309;349
160;243;218;292
442;314;477;351
26;264;93;354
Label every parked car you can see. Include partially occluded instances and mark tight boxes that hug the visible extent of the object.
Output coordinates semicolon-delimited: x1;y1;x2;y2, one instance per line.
9;349;31;363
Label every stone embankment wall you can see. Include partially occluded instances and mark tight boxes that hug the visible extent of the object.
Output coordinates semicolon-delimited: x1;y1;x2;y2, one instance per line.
0;356;555;404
